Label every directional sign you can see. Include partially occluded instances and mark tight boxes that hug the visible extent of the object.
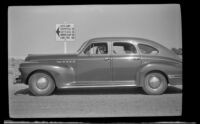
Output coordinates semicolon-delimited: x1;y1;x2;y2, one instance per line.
56;24;75;41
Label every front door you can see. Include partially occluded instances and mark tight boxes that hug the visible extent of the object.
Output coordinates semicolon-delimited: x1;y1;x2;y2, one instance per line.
111;41;142;85
76;41;112;86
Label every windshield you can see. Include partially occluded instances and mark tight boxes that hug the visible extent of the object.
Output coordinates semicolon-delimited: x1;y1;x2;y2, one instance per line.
77;41;88;53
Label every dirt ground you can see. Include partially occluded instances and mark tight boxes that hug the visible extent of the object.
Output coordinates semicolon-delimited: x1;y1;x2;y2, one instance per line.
9;73;182;118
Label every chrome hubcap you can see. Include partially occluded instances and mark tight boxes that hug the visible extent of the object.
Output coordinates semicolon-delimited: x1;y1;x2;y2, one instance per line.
36;77;48;89
148;76;161;89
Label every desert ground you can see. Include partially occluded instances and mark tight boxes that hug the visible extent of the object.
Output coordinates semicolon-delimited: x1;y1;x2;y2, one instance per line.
8;58;182;118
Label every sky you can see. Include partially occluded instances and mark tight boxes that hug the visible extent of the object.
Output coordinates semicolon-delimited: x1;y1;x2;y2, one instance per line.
8;4;182;58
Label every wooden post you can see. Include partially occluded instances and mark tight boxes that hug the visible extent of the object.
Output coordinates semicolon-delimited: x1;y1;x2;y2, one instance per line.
64;41;67;54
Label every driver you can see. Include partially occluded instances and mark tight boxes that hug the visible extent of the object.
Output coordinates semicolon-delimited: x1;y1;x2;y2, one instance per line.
96;46;106;54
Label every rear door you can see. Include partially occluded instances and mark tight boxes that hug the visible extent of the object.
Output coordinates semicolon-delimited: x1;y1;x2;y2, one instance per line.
111;41;142;85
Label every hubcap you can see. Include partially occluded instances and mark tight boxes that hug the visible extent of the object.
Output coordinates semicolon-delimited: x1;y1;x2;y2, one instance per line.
36;77;49;89
148;76;161;89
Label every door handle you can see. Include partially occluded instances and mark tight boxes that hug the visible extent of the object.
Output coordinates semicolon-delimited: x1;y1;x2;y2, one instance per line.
104;57;110;61
133;57;141;60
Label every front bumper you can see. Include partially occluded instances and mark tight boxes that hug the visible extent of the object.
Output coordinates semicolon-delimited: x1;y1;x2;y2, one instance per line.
14;75;23;84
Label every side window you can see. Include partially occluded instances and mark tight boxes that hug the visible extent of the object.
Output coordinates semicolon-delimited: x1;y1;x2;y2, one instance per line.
113;42;137;55
84;42;108;55
138;44;159;55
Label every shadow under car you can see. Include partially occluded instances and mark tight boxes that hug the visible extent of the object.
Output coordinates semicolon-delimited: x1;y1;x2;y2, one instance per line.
14;86;182;96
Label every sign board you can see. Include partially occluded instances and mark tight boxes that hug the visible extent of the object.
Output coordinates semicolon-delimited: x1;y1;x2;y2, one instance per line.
56;24;75;41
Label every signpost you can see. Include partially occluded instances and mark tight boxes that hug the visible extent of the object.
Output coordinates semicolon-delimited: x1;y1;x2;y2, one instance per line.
56;23;75;53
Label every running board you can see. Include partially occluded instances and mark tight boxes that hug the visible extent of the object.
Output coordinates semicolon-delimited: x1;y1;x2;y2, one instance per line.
59;84;137;89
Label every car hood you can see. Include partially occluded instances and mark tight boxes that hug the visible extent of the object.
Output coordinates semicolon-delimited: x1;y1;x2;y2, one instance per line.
25;54;78;61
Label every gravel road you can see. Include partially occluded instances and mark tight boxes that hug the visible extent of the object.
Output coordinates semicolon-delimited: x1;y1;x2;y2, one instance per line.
9;75;182;118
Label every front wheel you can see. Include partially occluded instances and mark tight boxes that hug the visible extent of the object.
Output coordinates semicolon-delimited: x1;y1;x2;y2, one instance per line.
142;72;167;95
28;72;55;96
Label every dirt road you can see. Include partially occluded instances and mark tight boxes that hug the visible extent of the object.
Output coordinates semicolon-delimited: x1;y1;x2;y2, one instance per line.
9;75;182;118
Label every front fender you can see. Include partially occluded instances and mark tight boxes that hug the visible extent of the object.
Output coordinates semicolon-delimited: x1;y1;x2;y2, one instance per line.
19;62;75;88
137;62;182;86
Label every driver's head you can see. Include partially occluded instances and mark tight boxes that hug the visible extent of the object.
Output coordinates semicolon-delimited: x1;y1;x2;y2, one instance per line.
97;46;105;54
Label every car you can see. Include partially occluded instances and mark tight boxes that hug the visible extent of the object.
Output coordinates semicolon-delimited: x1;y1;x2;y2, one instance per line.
15;37;182;96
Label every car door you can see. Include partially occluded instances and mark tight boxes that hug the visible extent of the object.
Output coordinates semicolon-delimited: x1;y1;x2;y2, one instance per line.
76;41;112;86
111;41;142;85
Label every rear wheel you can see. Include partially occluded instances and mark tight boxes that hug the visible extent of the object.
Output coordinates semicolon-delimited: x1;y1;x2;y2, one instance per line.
142;72;167;95
28;72;55;96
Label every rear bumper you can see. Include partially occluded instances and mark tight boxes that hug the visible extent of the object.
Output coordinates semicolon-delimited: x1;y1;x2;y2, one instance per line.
168;74;182;85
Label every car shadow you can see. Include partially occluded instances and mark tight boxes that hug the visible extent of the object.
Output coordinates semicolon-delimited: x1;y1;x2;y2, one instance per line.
14;88;34;96
14;86;182;96
165;86;182;94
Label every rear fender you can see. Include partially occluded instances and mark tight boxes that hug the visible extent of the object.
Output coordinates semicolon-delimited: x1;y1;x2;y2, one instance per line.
136;62;182;86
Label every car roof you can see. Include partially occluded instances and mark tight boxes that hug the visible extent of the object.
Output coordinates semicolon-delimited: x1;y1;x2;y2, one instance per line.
88;37;163;47
82;37;181;61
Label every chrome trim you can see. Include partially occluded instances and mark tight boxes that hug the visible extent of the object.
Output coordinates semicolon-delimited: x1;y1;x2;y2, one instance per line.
30;59;77;62
142;57;181;64
27;56;180;63
22;61;39;63
29;57;142;61
112;56;141;60
168;74;182;79
20;65;62;69
77;58;111;61
56;60;76;63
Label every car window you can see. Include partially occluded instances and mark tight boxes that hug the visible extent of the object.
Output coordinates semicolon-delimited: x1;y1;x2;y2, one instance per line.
138;44;159;55
84;42;108;55
113;42;137;55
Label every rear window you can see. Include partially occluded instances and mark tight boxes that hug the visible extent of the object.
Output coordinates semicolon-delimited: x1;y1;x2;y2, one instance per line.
138;44;159;55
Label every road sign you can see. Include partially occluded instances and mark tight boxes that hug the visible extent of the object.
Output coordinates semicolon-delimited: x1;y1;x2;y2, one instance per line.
56;24;75;41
